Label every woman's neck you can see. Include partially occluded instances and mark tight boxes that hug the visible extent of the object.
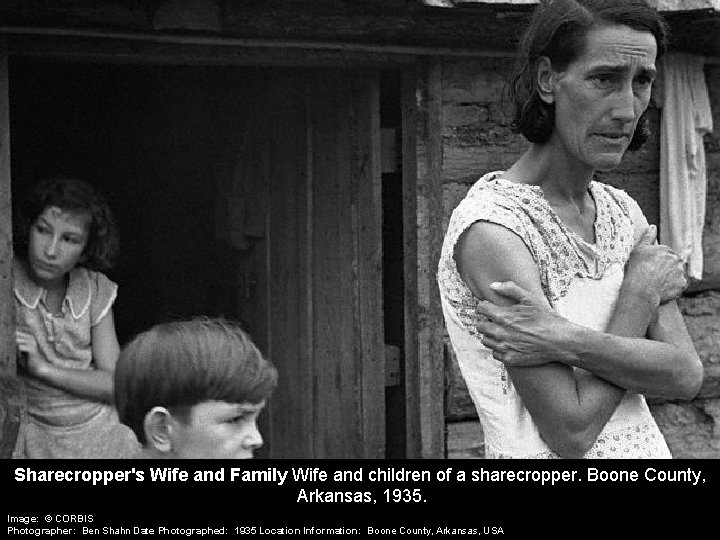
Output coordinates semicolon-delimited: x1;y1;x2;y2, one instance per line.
508;141;595;207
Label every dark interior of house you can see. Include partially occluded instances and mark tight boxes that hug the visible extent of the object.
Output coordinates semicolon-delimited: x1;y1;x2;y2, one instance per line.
9;60;248;344
9;60;409;457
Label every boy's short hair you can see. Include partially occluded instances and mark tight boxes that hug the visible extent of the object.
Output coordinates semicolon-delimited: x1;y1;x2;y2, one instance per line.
115;317;277;445
14;176;119;271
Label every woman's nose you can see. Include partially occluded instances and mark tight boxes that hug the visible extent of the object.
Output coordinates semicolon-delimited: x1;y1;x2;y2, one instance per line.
611;84;637;122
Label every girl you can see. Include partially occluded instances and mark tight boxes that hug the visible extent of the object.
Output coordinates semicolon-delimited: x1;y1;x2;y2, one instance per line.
13;177;140;458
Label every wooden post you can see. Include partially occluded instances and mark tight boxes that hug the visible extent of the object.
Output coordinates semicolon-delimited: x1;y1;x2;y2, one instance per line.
0;40;21;458
402;57;445;458
353;71;385;459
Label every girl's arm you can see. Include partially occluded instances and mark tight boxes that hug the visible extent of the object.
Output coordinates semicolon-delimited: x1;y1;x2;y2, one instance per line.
16;310;120;404
455;221;694;457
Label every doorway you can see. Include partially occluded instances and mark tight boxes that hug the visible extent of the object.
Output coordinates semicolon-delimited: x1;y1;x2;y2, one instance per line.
10;61;250;343
8;58;395;458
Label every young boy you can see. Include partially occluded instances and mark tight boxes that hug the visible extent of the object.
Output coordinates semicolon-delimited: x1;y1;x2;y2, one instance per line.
114;317;277;459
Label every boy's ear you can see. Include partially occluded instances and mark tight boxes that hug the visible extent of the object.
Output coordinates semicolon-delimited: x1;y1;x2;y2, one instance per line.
143;406;174;454
536;56;557;104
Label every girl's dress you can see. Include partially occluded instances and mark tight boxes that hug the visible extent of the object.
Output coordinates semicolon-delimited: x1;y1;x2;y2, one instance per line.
12;259;140;459
438;171;672;459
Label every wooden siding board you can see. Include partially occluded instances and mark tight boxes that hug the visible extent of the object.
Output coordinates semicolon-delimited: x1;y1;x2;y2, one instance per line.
401;65;422;458
309;70;384;458
303;84;317;459
4;34;418;67
406;58;445;459
266;73;314;458
0;41;21;458
310;73;355;458
0;45;12;374
352;71;385;459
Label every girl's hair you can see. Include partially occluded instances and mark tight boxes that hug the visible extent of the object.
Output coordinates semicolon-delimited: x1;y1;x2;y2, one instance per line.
14;177;119;271
507;0;667;150
114;317;278;445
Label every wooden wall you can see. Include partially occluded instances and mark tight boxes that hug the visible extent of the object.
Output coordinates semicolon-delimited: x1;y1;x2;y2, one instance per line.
230;70;385;458
0;44;21;459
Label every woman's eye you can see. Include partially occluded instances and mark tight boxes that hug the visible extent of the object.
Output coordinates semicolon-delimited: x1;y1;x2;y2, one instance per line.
63;236;82;245
228;415;247;424
592;74;614;86
634;75;653;87
35;224;50;234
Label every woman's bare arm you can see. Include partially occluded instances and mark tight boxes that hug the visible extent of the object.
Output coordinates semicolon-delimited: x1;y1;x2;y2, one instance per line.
456;221;701;457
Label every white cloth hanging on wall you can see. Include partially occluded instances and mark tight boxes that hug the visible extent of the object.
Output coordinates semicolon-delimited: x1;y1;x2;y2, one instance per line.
659;53;713;280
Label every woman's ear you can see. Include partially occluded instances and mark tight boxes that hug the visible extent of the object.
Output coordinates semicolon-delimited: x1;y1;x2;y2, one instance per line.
536;56;557;104
143;406;174;454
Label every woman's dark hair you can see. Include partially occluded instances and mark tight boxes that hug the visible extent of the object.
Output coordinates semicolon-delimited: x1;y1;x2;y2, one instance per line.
14;177;119;271
508;0;667;149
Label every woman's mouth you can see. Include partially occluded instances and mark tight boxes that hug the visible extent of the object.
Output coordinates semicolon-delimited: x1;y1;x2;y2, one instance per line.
594;133;629;144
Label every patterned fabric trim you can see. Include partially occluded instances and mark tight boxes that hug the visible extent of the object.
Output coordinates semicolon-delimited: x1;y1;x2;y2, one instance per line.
485;423;669;459
437;171;636;337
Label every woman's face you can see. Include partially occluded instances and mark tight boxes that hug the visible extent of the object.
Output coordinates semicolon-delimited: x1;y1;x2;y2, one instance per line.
549;24;657;172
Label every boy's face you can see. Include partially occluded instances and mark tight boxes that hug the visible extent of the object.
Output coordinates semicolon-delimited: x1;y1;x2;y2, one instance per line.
169;400;266;459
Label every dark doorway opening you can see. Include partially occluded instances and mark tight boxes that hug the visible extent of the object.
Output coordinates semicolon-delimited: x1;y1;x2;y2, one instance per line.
10;58;406;457
9;60;255;344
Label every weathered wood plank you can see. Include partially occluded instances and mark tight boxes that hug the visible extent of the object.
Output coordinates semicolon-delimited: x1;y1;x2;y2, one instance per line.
4;34;419;67
0;40;21;458
0;44;12;374
404;57;445;459
215;68;384;459
401;65;422;458
306;70;384;458
351;70;385;459
310;72;356;458
265;72;314;458
2;3;716;54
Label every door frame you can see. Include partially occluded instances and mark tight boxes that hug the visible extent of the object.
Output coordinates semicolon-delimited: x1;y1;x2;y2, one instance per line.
0;29;447;458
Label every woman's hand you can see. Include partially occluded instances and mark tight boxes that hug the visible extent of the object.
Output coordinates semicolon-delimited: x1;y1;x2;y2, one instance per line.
16;329;53;380
476;282;578;367
624;225;687;305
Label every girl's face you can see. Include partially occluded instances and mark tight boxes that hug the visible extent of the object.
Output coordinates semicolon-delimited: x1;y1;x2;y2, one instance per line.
28;206;90;286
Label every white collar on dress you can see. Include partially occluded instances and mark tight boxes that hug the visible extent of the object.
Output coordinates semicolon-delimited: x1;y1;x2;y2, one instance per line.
13;259;91;319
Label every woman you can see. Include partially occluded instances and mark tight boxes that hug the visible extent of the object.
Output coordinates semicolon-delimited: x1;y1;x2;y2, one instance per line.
438;0;703;459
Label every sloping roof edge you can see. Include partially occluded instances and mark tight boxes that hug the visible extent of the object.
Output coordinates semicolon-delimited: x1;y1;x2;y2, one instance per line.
448;0;720;11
